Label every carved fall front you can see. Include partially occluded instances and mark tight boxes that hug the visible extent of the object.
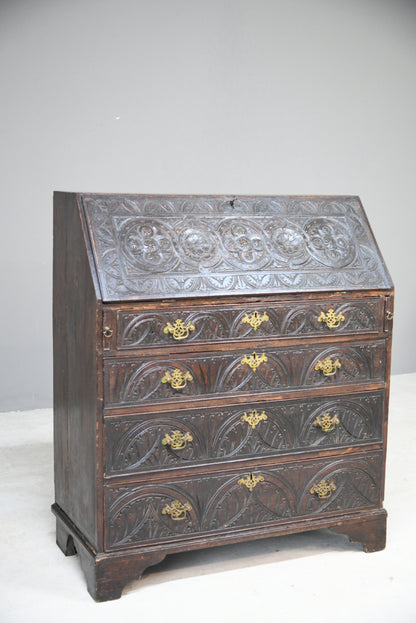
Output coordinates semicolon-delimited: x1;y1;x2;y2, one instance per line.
82;195;392;300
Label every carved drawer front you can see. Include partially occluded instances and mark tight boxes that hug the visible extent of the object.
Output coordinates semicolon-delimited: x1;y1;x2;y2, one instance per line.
104;450;383;550
103;297;384;351
104;391;384;476
103;340;386;408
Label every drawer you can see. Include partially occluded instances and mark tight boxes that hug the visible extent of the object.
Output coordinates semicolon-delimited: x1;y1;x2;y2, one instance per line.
103;340;387;409
104;450;383;550
103;296;384;351
104;391;384;476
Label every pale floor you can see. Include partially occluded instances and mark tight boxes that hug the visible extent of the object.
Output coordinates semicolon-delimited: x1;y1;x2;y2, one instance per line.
1;373;415;623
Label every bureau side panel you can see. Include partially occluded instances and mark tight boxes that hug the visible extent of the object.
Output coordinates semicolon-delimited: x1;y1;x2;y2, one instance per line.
53;192;101;549
381;291;394;500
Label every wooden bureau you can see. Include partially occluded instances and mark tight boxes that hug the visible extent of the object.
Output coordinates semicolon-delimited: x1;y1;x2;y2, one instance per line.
52;194;393;600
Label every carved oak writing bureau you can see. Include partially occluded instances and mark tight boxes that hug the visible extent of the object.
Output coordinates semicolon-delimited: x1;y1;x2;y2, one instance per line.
52;193;393;601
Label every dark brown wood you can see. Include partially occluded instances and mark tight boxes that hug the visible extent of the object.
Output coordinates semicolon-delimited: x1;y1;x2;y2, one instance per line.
103;451;383;550
330;508;387;552
103;340;387;408
53;193;393;601
104;391;384;476
103;295;385;352
53;504;167;601
53;192;102;550
52;501;386;601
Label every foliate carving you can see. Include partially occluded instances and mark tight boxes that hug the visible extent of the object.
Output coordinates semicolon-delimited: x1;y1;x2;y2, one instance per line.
105;452;383;549
107;360;198;405
104;393;383;475
203;475;295;532
117;310;231;348
120;220;178;272
82;195;392;300
304;342;384;387
299;457;381;515
267;223;306;263
107;485;199;548
282;301;378;336
299;395;381;447
177;220;221;268
304;218;356;268
106;417;203;473
104;342;385;407
115;299;381;350
218;219;268;268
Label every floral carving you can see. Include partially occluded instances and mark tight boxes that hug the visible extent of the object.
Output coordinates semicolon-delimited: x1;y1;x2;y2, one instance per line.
177;221;221;268
218;219;268;268
304;218;356;268
104;393;382;475
120;220;177;272
104;343;384;408
82;195;392;300
105;453;382;548
268;224;307;264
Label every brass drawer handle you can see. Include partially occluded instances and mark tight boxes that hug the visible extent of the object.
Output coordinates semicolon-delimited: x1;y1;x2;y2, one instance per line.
241;409;268;429
241;310;269;331
103;326;113;338
310;479;337;499
238;473;264;491
162;430;193;450
314;413;340;432
241;351;268;371
162;500;192;521
163;319;195;340
318;309;345;329
162;369;193;389
315;357;341;377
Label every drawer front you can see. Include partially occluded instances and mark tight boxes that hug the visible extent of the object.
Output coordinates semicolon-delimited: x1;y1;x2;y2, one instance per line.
104;451;383;550
104;297;384;351
104;392;384;476
103;341;386;408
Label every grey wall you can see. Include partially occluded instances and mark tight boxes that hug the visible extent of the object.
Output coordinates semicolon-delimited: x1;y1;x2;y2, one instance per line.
1;0;415;411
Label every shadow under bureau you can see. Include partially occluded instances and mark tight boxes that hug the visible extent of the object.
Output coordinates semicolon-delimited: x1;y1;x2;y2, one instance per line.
52;194;393;600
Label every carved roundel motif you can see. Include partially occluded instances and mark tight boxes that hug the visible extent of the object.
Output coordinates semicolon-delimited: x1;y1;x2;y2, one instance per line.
267;223;307;264
176;221;221;268
119;219;178;273
218;219;269;268
303;218;356;268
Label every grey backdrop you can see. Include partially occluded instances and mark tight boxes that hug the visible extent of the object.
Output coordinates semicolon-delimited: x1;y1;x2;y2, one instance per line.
1;0;415;411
